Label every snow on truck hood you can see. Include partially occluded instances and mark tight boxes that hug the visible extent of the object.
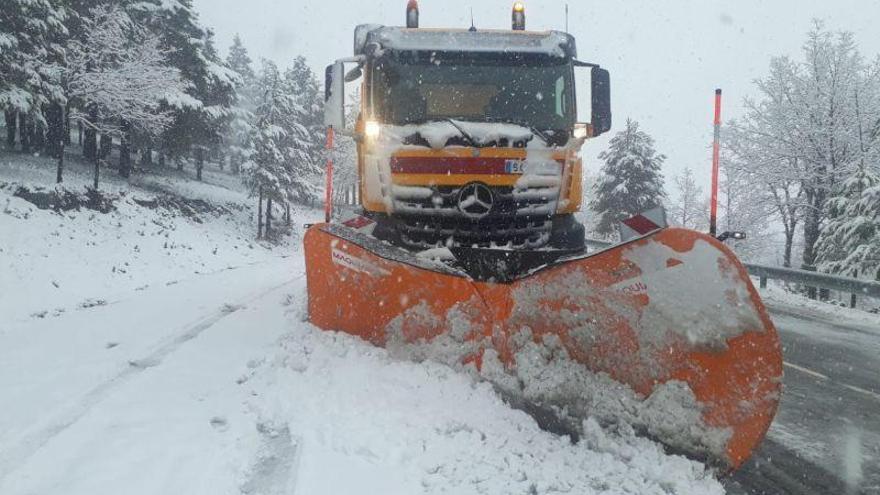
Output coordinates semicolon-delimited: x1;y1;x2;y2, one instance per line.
383;120;542;149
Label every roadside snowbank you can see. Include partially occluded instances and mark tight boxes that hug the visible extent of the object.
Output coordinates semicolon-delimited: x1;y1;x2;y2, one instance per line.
250;318;725;494
757;280;880;331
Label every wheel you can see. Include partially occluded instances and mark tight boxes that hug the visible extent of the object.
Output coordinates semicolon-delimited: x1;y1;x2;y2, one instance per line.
549;214;586;250
368;213;404;246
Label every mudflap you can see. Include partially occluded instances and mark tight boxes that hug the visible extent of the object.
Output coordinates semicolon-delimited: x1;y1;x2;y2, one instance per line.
303;223;783;471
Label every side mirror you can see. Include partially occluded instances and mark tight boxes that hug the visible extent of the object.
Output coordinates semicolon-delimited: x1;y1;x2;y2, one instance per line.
591;67;611;136
324;62;345;129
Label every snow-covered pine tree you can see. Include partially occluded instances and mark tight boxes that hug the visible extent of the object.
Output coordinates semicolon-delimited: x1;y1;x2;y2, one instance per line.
281;56;323;204
192;28;239;180
0;0;67;151
225;34;257;175
244;60;295;238
668;167;706;230
815;165;880;280
226;34;257;108
131;0;237;175
134;0;205;165
590;119;667;236
577;168;603;236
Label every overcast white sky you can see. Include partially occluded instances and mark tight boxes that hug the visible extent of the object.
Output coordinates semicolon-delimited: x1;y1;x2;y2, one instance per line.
193;0;880;196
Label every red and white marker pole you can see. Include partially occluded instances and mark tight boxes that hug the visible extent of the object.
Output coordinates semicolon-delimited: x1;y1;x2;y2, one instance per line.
709;89;722;237
324;126;335;223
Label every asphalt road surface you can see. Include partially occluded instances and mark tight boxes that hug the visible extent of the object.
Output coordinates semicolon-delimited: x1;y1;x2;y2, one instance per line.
726;302;880;495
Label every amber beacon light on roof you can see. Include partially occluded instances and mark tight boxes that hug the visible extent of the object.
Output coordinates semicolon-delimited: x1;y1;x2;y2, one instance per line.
512;2;526;30
406;0;419;28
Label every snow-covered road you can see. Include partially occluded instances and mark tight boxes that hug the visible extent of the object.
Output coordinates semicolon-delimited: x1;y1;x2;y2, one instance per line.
1;254;725;495
0;257;299;493
727;298;880;495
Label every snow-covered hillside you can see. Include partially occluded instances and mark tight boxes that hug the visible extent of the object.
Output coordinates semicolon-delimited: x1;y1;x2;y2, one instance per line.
0;152;724;494
0;150;293;321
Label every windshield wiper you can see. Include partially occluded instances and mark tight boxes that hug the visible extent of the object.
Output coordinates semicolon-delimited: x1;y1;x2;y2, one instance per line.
442;118;478;147
483;117;549;144
510;122;551;144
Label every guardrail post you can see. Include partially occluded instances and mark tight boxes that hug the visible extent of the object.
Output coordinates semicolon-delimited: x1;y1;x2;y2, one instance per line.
801;264;818;300
850;269;859;309
760;276;767;289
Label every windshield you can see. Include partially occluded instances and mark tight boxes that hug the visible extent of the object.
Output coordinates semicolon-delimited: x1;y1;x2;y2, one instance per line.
370;56;574;131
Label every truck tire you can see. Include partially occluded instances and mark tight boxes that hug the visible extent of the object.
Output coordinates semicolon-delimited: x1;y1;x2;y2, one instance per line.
549;214;586;251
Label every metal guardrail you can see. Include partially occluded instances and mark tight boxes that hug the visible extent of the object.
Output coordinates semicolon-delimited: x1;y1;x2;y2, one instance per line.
744;264;880;299
334;183;359;206
585;237;880;305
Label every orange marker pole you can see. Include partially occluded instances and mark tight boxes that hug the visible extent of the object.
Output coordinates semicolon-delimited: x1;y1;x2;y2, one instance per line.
710;89;722;236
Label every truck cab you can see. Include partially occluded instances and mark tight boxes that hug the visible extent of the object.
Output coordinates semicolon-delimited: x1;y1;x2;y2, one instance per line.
324;2;611;251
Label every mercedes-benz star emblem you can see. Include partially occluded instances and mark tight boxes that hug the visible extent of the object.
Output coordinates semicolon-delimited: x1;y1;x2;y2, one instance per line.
457;182;494;219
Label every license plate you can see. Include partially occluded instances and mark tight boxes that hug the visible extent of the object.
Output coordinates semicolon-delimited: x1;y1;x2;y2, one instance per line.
504;160;526;174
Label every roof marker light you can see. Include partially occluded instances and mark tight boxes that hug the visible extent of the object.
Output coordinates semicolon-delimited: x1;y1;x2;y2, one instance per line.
406;0;419;28
512;2;525;30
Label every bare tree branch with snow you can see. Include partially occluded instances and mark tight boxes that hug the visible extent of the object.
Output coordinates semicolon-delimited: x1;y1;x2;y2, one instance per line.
57;5;185;187
64;6;183;139
668;167;707;231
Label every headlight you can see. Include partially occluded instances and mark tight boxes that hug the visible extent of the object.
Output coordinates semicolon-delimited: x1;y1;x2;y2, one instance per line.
365;120;381;139
573;123;590;140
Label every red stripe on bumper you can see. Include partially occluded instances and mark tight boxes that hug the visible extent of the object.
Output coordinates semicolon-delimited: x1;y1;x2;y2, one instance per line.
390;157;511;174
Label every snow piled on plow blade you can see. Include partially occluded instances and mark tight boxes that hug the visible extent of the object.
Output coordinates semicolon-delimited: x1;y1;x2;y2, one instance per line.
388;313;734;467
271;319;725;494
621;239;764;351
305;225;784;472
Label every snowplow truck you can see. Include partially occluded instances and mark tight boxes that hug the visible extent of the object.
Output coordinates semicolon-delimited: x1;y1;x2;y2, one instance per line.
305;1;782;472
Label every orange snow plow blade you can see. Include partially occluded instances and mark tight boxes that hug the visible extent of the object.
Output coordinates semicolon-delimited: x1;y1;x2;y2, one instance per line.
304;223;782;471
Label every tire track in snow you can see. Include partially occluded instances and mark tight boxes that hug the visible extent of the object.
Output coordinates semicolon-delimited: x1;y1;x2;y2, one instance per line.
0;277;297;482
8;255;293;327
239;423;303;495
